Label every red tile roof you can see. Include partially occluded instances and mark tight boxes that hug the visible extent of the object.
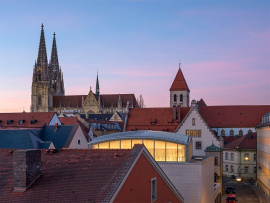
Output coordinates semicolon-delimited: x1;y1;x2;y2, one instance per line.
126;107;190;132
0;145;144;202
223;133;257;149
0;112;56;129
53;94;138;108
200;105;270;128
170;68;190;92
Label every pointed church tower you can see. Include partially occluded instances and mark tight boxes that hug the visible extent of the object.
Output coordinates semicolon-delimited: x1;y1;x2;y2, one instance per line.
170;62;190;107
31;24;50;112
96;71;100;96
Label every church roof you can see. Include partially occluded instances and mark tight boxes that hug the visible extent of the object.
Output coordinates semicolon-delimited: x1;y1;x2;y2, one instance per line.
200;105;270;128
170;68;190;92
126;107;190;132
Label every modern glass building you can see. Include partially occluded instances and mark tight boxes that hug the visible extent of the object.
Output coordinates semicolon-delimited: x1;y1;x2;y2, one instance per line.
89;130;192;162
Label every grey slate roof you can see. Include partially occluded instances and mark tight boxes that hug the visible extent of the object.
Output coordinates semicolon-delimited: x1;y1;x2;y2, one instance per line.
90;130;190;145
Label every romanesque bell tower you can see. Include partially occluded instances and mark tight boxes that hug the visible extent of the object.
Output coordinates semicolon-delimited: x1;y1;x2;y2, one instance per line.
31;24;65;112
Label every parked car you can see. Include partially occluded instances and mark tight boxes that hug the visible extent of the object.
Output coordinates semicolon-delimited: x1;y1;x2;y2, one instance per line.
226;186;235;194
226;194;237;203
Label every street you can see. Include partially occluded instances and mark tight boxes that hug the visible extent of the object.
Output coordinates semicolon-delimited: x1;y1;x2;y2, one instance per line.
222;177;260;203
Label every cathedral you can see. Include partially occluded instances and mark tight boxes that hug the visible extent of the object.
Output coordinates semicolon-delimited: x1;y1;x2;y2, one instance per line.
31;24;138;114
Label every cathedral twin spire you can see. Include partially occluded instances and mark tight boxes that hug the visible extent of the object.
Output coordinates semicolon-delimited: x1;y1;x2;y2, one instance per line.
33;24;65;95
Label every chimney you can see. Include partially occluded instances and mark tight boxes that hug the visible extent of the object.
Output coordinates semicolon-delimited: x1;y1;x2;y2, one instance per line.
13;150;41;192
55;122;58;130
173;105;176;121
248;131;252;139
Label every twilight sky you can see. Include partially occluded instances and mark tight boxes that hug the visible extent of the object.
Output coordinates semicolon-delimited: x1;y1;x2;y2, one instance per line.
0;0;269;112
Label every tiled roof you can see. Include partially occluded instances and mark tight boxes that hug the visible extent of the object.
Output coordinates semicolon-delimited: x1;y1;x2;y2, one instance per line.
169;68;190;91
53;94;138;108
0;146;144;202
81;114;113;120
85;118;115;125
0;112;56;129
200;105;270;128
0;130;42;149
223;136;238;145
126;107;190;132
223;133;257;149
90;130;190;145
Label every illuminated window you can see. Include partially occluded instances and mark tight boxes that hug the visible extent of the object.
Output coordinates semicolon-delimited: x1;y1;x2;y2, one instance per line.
186;130;189;136
110;140;120;149
192;118;195;126
166;142;177;162
198;130;201;137
190;130;193;136
244;153;249;161
121;140;131;149
92;144;98;149
178;145;185;162
132;139;142;147
194;130;197;137
155;140;165;161
143;140;154;157
99;142;109;149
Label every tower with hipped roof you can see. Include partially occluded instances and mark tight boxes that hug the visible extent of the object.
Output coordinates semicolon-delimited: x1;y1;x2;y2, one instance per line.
170;62;190;107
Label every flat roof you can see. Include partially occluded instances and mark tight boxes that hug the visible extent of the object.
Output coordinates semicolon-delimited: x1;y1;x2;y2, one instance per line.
89;130;190;145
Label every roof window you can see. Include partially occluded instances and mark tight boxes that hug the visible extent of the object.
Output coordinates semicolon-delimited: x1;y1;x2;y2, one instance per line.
19;120;24;125
150;118;156;125
31;120;37;124
7;120;13;125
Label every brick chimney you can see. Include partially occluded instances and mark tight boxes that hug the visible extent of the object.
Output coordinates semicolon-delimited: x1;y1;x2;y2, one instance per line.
13;150;41;192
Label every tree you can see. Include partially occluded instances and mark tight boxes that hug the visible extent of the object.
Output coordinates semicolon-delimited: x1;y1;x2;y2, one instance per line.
137;94;146;108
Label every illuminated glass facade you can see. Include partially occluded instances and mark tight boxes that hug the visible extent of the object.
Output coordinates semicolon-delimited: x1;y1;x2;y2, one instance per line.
90;139;186;162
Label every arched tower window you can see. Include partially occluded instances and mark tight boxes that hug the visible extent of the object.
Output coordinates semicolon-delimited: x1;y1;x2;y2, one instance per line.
239;130;243;136
221;129;225;136
38;95;42;106
229;130;234;136
174;94;177;102
180;94;183;102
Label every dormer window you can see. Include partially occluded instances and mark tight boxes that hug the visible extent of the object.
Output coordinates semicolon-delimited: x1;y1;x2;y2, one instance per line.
78;138;81;146
31;120;36;124
7;120;13;125
151;118;156;125
19;120;24;125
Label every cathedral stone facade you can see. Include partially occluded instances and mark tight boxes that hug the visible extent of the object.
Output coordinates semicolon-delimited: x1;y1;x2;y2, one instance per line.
31;25;138;114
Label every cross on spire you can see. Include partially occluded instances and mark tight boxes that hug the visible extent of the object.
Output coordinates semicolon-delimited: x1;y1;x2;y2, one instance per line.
53;32;56;37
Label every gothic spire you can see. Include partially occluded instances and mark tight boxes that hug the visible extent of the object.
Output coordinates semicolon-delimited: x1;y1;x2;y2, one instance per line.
37;23;48;66
96;71;100;96
49;32;59;78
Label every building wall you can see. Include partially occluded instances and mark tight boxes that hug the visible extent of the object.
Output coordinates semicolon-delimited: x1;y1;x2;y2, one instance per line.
114;154;182;203
257;126;270;197
170;90;189;107
176;108;221;156
223;149;256;180
159;156;216;203
206;151;222;184
68;126;88;149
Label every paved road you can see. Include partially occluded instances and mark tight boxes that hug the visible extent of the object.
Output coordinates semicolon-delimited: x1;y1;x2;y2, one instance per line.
222;177;260;203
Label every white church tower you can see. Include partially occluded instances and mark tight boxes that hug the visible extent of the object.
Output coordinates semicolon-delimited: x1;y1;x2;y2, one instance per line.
170;62;190;107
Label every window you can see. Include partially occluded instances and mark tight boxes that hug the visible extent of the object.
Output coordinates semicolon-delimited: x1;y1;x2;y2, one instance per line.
31;120;36;124
190;130;193;136
151;178;157;202
38;95;42;105
225;152;228;160
244;153;249;161
244;166;249;173
231;165;234;173
7;120;12;125
192;118;195;126
254;154;256;161
215;157;218;166
19;120;24;125
77;138;81;145
174;94;177;102
239;130;243;136
194;130;197;137
254;166;257;174
230;153;234;161
221;129;225;136
229;130;234;136
180;94;183;102
195;141;201;149
248;130;252;134
186;130;190;136
225;165;228;172
198;130;201;137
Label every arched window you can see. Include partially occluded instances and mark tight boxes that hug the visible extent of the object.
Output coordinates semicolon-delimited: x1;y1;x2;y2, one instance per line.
78;138;81;145
229;130;234;137
221;130;225;136
248;130;252;134
38;95;42;106
239;130;243;136
174;94;177;102
180;94;183;102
